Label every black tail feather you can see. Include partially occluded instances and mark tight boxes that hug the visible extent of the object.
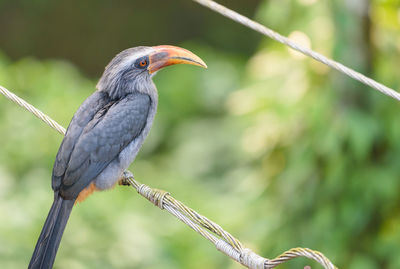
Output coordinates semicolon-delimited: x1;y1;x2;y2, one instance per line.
28;194;74;269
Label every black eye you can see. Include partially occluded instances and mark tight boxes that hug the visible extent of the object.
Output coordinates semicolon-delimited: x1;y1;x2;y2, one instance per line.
135;56;149;69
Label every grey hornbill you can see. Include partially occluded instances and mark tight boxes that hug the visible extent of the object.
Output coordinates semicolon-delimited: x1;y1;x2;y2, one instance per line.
28;45;207;269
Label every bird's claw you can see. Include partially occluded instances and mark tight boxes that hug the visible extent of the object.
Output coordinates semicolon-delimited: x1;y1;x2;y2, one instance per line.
118;171;134;186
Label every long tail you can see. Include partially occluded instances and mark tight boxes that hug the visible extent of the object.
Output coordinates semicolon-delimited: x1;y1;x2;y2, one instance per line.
28;194;75;269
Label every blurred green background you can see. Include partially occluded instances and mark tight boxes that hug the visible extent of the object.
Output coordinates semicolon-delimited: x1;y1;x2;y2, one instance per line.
1;0;400;268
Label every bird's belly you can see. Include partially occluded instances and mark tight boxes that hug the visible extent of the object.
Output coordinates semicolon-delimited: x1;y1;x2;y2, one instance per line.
93;136;144;190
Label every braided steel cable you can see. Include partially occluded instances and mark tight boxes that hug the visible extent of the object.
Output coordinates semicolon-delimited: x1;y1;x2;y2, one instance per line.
193;0;400;103
1;85;337;268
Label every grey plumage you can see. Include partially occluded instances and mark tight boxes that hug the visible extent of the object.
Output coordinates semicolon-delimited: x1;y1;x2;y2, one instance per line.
29;46;158;269
54;91;153;198
51;47;159;199
29;45;206;269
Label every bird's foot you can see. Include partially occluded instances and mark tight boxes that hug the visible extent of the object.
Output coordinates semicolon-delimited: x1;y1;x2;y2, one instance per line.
118;171;134;186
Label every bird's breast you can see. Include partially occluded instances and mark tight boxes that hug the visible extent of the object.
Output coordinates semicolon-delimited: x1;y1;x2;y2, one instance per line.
93;97;158;191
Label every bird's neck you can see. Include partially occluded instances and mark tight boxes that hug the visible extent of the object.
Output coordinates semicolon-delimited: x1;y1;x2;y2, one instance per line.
98;75;157;101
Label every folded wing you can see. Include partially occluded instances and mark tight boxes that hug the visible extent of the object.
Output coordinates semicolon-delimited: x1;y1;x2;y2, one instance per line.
52;92;151;199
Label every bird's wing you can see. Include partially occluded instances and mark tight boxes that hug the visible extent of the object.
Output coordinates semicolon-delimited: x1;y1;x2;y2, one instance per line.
54;92;151;200
52;91;111;190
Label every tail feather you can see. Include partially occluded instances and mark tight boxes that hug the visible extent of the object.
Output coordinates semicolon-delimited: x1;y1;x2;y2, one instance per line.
29;194;74;269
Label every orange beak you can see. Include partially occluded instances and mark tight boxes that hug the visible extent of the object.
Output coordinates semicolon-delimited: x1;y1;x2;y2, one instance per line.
148;45;207;74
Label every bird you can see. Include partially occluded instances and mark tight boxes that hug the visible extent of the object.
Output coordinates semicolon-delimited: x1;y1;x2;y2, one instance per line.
28;45;207;269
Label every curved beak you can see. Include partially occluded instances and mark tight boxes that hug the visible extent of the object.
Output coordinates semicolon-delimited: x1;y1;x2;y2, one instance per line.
148;45;207;74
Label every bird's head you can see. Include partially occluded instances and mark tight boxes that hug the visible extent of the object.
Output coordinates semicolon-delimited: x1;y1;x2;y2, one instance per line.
97;45;207;99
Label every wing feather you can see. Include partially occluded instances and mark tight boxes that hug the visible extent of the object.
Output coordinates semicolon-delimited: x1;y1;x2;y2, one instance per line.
52;91;111;189
52;92;151;199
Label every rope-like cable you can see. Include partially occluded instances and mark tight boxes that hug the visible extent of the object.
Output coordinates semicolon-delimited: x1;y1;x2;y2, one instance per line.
0;85;66;135
1;84;337;268
192;0;400;103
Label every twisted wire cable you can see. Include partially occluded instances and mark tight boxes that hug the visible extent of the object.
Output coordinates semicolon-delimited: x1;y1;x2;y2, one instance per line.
192;0;400;103
0;84;337;268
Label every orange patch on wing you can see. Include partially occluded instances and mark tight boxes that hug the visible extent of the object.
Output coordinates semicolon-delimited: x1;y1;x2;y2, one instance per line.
76;182;98;204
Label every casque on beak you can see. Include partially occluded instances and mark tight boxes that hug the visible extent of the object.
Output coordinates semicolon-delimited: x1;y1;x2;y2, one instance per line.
148;45;207;74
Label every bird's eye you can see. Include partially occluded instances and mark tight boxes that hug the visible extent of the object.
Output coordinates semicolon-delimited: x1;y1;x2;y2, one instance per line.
139;60;147;67
135;56;149;69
